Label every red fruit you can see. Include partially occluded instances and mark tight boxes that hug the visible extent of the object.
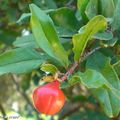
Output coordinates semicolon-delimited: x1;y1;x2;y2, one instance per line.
33;80;66;115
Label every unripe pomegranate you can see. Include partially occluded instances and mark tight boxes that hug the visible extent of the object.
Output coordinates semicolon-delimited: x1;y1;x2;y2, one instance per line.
33;80;66;115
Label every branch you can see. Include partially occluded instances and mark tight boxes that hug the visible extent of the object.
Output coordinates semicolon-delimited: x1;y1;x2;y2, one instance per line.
61;46;102;81
59;103;82;120
11;74;40;120
61;61;79;81
81;46;101;62
59;102;98;120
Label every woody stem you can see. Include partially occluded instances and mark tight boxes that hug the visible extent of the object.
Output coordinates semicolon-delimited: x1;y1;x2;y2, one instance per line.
61;46;102;81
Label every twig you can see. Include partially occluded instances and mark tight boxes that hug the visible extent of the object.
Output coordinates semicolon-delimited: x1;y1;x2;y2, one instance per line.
61;62;79;81
59;103;82;120
81;46;102;62
59;102;98;120
61;46;102;81
11;74;40;120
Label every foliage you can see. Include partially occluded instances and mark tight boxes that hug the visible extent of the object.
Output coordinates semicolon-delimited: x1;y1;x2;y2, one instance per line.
0;0;120;120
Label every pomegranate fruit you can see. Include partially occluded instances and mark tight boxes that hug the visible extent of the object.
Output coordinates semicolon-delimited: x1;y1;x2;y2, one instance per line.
33;80;65;115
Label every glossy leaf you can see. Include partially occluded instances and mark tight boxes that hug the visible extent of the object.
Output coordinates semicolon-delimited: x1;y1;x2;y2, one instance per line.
85;0;98;19
13;33;70;48
44;0;57;9
112;0;120;30
30;4;69;67
100;0;115;17
92;87;120;118
41;63;58;74
86;52;120;88
94;31;113;41
103;37;118;47
68;51;120;117
77;0;89;23
56;26;75;38
49;7;79;31
73;15;107;61
13;34;38;48
86;52;120;117
0;47;49;75
70;68;120;117
17;13;31;23
79;26;113;40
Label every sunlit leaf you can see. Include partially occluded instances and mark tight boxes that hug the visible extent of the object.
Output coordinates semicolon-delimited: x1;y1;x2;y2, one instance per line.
77;0;89;23
41;63;58;74
30;4;69;67
73;15;107;61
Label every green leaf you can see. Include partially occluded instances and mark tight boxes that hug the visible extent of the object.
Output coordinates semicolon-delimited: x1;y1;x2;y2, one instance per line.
71;68;120;117
103;37;118;47
41;63;58;74
112;0;120;30
86;51;120;117
77;0;89;23
113;57;120;76
79;26;113;41
100;0;115;17
13;34;38;48
30;4;69;67
73;15;107;61
56;26;75;38
85;0;98;19
99;48;115;64
44;0;57;9
0;47;49;75
17;13;31;23
113;0;118;6
68;74;80;86
93;31;113;41
60;81;70;89
86;52;120;88
78;69;108;88
13;33;69;48
92;87;120;118
48;7;79;31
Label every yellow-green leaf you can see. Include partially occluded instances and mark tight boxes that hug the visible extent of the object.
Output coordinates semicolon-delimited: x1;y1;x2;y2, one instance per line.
73;15;107;61
41;63;58;74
